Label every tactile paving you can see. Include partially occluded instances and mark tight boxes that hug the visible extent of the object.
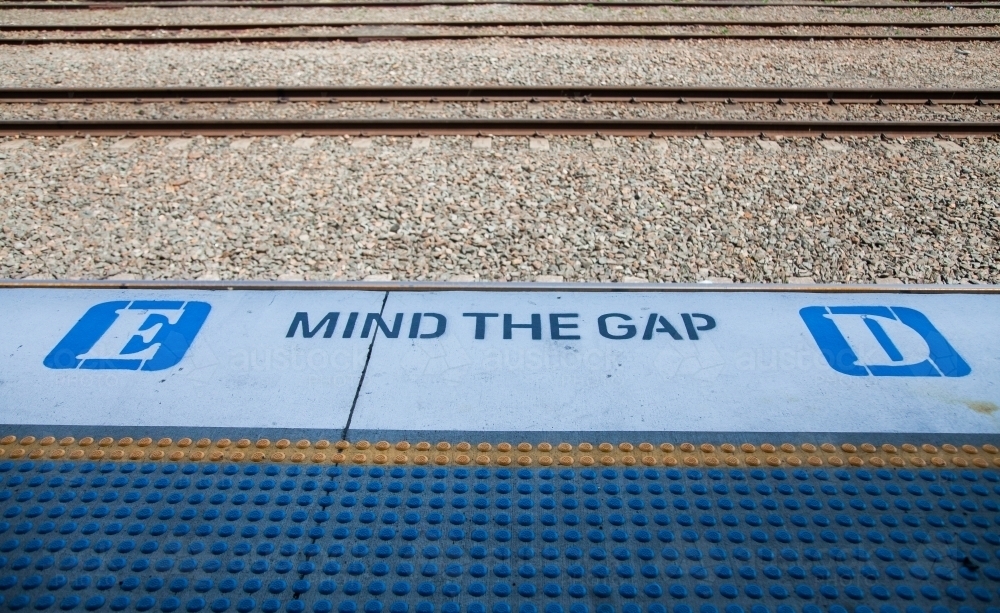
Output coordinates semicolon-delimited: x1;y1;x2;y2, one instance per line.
2;438;997;471
2;459;1000;613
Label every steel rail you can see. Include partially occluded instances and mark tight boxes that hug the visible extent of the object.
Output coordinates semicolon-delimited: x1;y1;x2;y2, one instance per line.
2;118;998;136
2;86;998;105
4;20;1000;31
4;0;999;7
0;279;996;294
4;31;1000;43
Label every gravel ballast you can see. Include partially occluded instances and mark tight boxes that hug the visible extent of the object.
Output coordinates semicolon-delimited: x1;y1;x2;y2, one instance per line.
1;101;997;122
4;25;1000;41
3;3;998;287
0;39;996;89
1;134;997;284
4;5;999;26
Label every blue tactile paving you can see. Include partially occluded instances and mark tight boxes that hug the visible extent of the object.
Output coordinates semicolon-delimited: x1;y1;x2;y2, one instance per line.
2;461;1000;613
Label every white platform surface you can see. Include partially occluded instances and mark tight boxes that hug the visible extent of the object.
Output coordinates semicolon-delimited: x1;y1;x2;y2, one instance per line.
1;289;997;433
0;289;382;428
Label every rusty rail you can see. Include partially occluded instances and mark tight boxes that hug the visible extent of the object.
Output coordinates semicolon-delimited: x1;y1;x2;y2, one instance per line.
3;31;1000;43
4;20;1000;31
2;118;998;137
2;86;998;105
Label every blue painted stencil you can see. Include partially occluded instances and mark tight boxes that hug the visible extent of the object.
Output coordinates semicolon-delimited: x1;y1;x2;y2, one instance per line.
43;301;211;372
799;307;970;377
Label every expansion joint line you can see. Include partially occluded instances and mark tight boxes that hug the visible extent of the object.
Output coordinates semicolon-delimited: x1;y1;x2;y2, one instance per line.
342;290;388;441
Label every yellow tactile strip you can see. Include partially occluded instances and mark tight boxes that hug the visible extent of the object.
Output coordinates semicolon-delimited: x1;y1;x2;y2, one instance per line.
1;435;998;469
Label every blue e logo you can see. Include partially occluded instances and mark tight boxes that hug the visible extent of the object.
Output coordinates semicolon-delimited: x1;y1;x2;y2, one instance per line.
44;300;211;372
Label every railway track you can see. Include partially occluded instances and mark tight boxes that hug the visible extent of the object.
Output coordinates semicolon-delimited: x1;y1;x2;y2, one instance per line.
2;117;998;136
4;20;999;32
4;87;996;136
4;30;1000;43
3;86;998;104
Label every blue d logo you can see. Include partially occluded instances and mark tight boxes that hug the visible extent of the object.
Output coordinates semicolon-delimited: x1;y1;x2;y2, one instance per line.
800;306;970;377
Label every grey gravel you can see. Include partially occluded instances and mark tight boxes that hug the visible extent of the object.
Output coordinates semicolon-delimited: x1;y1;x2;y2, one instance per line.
5;24;1000;41
1;134;997;283
3;3;998;287
2;100;997;122
4;5;998;26
2;39;996;89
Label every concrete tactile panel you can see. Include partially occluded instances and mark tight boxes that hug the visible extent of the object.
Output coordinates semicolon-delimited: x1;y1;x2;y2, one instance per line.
0;444;996;610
